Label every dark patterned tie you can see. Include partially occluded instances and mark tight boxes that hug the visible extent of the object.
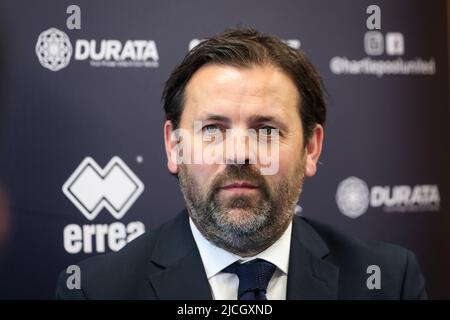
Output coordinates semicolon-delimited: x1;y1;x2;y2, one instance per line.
223;259;276;300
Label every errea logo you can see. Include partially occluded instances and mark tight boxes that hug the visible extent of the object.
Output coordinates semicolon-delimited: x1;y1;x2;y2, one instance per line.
62;157;144;221
62;157;146;254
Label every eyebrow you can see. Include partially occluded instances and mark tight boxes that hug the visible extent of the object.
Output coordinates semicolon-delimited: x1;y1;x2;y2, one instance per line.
249;115;288;131
199;113;231;124
198;113;287;130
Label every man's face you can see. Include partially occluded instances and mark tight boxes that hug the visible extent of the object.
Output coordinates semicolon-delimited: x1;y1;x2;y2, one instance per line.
164;64;323;256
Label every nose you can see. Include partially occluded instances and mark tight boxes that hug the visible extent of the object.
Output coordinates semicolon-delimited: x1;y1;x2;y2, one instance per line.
224;128;256;165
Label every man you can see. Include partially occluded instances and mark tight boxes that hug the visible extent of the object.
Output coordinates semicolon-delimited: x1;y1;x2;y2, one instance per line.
56;27;427;300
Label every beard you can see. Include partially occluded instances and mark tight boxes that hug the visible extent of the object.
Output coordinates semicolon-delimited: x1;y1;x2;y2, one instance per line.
178;160;305;257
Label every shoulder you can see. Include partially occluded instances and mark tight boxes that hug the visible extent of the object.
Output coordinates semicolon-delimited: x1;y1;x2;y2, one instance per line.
304;217;408;263
297;216;427;299
55;217;172;299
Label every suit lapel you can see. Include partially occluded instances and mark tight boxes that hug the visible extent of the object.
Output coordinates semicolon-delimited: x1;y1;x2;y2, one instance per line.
147;210;213;300
149;248;212;299
147;210;339;300
287;216;339;299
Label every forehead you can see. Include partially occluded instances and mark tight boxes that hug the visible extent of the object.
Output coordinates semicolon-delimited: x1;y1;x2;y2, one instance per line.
183;63;300;121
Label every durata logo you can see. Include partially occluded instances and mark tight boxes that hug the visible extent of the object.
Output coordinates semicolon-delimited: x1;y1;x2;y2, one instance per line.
336;176;441;219
336;176;370;219
36;27;159;70
62;156;144;221
35;28;73;71
74;39;159;68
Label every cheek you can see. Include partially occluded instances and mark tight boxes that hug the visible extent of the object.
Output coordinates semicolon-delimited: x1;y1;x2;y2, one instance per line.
263;157;289;189
277;144;303;173
187;163;220;187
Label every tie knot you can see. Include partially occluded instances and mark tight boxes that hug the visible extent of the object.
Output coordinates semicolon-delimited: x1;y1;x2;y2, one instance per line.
223;259;276;300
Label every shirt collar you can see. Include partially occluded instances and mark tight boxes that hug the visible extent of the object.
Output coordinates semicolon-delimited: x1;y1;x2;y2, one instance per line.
189;217;292;279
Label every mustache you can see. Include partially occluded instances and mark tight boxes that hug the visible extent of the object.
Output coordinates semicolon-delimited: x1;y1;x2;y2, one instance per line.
210;164;269;195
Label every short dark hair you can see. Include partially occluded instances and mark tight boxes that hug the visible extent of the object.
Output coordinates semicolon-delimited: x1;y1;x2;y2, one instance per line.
162;27;326;142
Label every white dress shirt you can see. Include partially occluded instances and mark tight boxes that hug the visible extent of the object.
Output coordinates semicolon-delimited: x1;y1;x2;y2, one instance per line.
189;217;292;300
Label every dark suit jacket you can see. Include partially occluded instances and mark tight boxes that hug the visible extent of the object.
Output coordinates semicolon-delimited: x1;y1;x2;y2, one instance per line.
56;209;427;299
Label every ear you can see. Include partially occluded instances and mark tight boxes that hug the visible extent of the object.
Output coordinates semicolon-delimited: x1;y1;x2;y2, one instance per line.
164;120;179;174
304;124;324;177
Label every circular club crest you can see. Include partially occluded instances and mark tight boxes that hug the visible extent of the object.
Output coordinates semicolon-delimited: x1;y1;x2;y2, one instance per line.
35;28;72;71
336;176;370;219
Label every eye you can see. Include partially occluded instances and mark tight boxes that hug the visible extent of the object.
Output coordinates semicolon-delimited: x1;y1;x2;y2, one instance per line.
259;126;277;136
202;124;221;134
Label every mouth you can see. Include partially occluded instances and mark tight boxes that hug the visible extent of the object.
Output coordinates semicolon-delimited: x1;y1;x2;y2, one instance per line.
219;181;259;193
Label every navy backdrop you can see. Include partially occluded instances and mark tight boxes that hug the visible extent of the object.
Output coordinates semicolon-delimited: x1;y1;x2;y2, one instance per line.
0;0;449;299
